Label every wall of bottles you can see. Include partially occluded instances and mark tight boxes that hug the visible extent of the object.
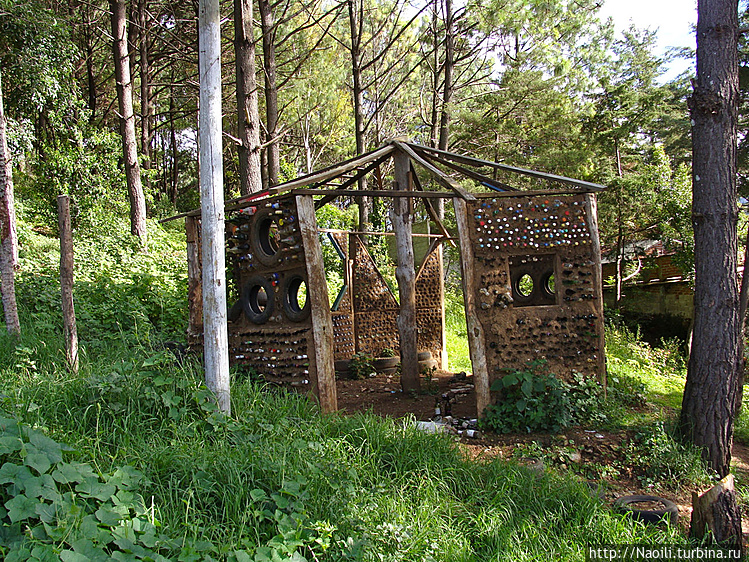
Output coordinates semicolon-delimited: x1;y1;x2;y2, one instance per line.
467;194;604;382
224;196;313;386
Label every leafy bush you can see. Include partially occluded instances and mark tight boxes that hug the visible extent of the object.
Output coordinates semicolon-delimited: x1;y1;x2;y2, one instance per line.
0;415;172;560
347;351;374;380
483;361;573;433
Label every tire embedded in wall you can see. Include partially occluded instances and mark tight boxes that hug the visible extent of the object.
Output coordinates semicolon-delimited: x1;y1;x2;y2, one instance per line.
251;208;282;267
281;273;310;322
241;275;275;324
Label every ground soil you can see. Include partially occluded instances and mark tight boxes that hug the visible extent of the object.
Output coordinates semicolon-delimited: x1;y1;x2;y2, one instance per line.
336;368;749;539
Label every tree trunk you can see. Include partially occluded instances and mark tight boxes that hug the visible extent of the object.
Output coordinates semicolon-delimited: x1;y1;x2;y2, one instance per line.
198;0;230;414
0;68;20;336
234;0;263;195
110;0;148;243
347;0;370;234
679;0;741;479
690;474;744;553
258;0;280;186
139;0;153;189
437;0;453;153
169;85;179;204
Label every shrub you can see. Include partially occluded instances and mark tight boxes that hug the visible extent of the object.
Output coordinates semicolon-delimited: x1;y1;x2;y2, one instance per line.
483;361;573;433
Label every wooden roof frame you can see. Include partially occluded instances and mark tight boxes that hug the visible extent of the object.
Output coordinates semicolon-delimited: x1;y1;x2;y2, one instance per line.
161;139;607;224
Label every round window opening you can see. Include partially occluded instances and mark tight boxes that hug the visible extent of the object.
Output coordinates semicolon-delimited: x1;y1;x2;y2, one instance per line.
248;284;269;314
287;278;307;313
517;274;534;297
257;217;279;258
544;273;555;295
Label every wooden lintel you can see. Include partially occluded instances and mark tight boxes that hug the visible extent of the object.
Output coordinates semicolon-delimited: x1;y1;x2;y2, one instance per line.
293;189;455;198
453;197;490;417
296;195;338;413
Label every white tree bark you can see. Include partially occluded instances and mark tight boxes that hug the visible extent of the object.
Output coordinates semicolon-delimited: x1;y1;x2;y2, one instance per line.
199;0;230;414
0;68;20;336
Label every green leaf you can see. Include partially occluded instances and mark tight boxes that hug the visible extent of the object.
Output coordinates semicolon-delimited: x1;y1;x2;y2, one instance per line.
521;379;533;397
516;399;527;412
30;544;61;562
25;474;61;502
502;373;518;387
0;417;20;437
6;493;39;522
29;431;63;463
0;462;34;487
0;435;22;454
52;462;97;485
76;477;116;501
24;451;53;475
250;489;267;502
108;466;143;491
95;505;122;526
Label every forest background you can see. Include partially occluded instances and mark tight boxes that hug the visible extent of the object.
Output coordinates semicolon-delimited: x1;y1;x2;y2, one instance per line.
0;0;720;265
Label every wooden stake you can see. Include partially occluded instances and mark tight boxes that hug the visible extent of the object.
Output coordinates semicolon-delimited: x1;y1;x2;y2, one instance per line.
198;0;230;414
393;149;420;392
57;195;78;374
584;193;607;386
186;216;203;343
296;195;337;413
453;197;490;416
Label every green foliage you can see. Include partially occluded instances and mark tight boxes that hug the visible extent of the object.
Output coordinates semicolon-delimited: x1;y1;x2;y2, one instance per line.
347;352;374;380
15;219;187;351
0;415;171;560
623;421;714;490
483;361;573;433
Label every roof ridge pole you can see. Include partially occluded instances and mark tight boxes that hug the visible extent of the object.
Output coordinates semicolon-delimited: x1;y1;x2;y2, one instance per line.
198;0;230;414
392;147;420;392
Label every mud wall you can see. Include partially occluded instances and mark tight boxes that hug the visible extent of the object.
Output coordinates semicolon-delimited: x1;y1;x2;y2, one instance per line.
466;194;605;383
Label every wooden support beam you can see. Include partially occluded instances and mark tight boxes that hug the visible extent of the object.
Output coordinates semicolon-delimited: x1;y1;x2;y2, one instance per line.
416;149;517;192
584;193;607;386
296;195;338;413
198;0;231;413
393;140;475;200
410;143;607;192
57;195;78;374
314;154;391;209
392;149;420;392
292;189;455;198
453;197;490;416
410;165;456;246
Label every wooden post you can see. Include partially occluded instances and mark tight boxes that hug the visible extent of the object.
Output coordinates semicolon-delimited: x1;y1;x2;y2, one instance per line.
57;195;78;374
186;216;203;343
198;0;230;414
437;243;448;369
453;197;490;416
296;195;337;413
584;193;607;386
392;149;420;392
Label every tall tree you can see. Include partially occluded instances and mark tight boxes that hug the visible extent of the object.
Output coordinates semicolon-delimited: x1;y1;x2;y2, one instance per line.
258;0;281;186
679;0;741;479
0;68;20;336
109;0;148;242
233;0;262;194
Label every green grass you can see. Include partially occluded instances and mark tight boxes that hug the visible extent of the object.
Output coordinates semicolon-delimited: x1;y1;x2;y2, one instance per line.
0;340;683;560
0;222;717;559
